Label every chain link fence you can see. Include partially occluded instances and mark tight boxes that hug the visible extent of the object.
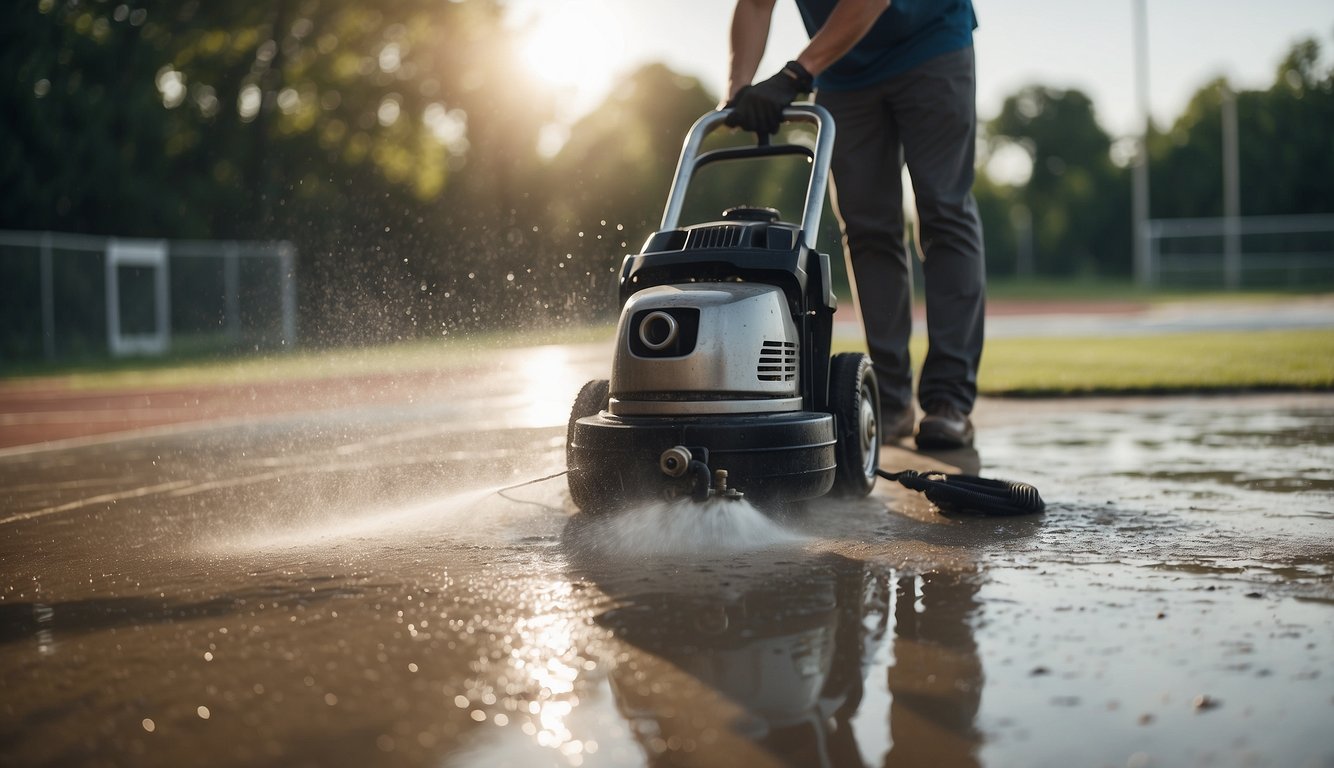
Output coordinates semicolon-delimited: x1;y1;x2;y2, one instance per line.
1147;214;1334;289
1;230;295;364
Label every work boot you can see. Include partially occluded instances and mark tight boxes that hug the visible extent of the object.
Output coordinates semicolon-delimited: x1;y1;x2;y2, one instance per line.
916;402;974;450
881;406;915;444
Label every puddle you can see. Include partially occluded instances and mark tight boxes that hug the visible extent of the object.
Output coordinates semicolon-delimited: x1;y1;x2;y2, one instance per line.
975;563;1334;767
972;401;1334;587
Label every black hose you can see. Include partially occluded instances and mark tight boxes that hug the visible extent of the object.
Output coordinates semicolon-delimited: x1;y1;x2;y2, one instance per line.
877;468;1045;516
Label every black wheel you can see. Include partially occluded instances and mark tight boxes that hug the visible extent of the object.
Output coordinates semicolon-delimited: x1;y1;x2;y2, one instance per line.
829;353;880;497
566;379;614;513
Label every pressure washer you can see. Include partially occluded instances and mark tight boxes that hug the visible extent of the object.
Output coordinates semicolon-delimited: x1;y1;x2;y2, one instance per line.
565;106;1043;517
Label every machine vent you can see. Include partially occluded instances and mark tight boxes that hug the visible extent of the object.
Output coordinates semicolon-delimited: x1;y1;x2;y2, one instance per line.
757;340;798;382
685;226;744;250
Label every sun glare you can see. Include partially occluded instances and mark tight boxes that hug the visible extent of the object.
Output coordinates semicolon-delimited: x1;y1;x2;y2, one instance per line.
514;2;626;118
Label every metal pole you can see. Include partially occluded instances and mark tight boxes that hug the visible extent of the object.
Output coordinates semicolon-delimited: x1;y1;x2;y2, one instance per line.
156;239;171;353
1011;204;1034;278
280;243;297;348
1221;84;1241;289
1132;0;1153;287
105;239;120;356
40;231;55;360
224;241;240;340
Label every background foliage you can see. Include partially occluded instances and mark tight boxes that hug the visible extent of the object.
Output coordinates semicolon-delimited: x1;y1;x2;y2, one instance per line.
3;1;1332;352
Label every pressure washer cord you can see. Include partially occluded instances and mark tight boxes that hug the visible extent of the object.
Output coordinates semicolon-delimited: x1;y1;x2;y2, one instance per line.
876;468;1045;516
494;469;571;507
497;469;570;493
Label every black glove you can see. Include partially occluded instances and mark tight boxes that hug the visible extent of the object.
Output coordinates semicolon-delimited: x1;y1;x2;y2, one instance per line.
725;60;814;135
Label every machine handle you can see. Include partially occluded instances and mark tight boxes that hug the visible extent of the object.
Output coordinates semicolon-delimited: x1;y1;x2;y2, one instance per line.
694;143;814;170
658;105;836;250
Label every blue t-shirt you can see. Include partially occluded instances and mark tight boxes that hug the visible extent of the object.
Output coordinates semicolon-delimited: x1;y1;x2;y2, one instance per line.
794;0;977;90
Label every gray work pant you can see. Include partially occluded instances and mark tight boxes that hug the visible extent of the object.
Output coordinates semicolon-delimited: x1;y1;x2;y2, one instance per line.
816;46;985;415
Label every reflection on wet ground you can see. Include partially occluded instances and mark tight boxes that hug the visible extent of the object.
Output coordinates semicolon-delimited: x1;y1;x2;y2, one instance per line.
1;378;1331;767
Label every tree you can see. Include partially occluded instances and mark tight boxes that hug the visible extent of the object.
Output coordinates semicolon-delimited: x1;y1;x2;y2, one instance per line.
987;86;1129;276
0;0;563;345
541;64;719;320
1;1;181;235
1150;36;1334;220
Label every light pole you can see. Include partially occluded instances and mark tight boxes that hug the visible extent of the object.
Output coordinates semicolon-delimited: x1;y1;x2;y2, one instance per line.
1221;84;1241;289
1132;0;1152;287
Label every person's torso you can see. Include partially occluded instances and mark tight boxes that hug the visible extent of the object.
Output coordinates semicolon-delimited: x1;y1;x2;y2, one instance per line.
794;0;977;90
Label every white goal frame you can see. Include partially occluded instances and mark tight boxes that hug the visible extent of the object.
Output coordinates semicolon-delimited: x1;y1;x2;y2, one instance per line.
106;238;170;356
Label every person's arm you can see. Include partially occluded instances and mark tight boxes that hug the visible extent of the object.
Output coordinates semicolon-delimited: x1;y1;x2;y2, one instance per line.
727;0;778;102
724;0;891;133
795;0;891;76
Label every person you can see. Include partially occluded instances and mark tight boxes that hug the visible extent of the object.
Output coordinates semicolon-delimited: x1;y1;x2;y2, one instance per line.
724;0;984;449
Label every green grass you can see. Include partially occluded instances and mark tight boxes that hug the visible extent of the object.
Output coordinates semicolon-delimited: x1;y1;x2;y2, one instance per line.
833;329;1334;396
980;330;1334;395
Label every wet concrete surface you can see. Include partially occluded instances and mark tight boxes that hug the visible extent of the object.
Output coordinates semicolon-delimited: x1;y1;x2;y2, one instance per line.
1;345;1331;767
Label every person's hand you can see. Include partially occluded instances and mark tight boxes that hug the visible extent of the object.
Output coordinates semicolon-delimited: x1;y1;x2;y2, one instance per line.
724;60;813;135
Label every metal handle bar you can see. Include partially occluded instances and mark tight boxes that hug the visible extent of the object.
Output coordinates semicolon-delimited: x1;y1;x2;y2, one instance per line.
658;105;836;250
694;142;813;170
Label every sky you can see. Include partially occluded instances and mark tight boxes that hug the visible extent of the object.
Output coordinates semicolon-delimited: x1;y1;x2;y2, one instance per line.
505;0;1333;138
